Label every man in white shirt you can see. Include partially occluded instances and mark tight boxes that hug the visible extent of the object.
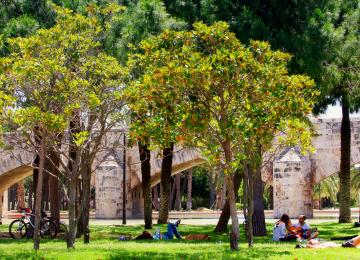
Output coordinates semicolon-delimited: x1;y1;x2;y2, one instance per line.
293;215;310;230
293;215;318;240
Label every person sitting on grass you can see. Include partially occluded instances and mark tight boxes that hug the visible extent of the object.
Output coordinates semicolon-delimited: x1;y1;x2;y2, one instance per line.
273;214;299;241
153;219;182;240
292;214;318;240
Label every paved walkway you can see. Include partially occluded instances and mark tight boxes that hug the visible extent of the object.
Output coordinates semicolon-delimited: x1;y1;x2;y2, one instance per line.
1;208;359;226
0;217;349;226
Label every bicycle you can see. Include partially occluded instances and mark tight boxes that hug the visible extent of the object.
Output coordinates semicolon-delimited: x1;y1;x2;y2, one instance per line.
9;208;58;239
43;214;68;235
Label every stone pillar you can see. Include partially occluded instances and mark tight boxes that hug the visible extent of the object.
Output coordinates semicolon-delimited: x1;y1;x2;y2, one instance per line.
95;158;123;219
273;148;313;219
0;189;7;223
0;191;3;224
131;187;144;218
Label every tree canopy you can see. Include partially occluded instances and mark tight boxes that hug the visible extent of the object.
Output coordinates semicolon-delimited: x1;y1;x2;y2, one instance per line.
126;21;318;249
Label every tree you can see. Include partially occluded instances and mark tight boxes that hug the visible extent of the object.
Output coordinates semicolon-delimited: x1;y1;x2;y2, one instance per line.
312;0;360;223
186;169;192;210
0;56;68;250
0;6;126;248
165;0;327;236
214;171;242;233
123;0;185;226
105;0;185;63
128;22;317;249
139;141;152;229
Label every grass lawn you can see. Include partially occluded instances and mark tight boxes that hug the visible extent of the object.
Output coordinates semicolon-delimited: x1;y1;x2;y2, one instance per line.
0;222;359;259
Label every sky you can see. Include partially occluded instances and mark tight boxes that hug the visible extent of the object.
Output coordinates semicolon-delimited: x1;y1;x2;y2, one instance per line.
318;102;360;119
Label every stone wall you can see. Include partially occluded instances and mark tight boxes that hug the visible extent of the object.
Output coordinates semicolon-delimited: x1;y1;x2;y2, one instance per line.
273;148;313;219
311;117;360;183
94;144;134;219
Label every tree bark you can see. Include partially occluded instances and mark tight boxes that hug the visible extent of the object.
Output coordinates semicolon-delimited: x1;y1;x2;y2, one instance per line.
222;140;239;251
269;185;273;210
153;185;159;210
214;172;242;233
17;180;25;210
28;183;33;209
175;173;181;211
226;174;240;251
209;171;216;208
33;135;46;251
186;169;192;210
48;149;60;220
32;155;39;211
41;172;49;211
252;170;267;236
76;179;83;238
0;192;4;225
339;95;351;223
245;163;254;247
67;179;77;248
220;176;227;210
82;155;91;243
169;177;175;210
139;143;152;229
158;144;174;224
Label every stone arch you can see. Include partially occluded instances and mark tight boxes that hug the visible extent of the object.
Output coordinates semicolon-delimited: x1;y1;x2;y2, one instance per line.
311;117;360;184
128;147;205;218
0;165;33;193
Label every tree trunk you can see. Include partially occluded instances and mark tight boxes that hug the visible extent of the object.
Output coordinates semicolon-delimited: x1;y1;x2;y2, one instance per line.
32;155;39;211
67;179;77;248
209;171;216;208
48;149;60;220
139;143;152;229
0;192;4;224
82;156;91;243
76;179;83;238
169;178;175;210
269;185;273;210
214;172;242;233
339;95;351;223
252;170;267;236
158;144;174;224
42;172;49;211
17;180;25;210
28;183;33;209
175;173;181;211
186;169;192;210
222;140;239;251
153;185;159;210
226;174;240;251
245;163;254;247
220;176;227;210
33;136;46;251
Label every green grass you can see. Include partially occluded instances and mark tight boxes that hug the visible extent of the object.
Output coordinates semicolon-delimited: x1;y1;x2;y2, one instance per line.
0;222;359;259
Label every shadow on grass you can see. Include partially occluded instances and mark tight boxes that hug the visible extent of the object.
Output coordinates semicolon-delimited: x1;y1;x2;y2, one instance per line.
0;222;358;260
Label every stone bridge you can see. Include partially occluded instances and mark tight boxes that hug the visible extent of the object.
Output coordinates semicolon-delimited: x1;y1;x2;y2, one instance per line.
95;146;205;218
273;117;360;218
1;117;360;219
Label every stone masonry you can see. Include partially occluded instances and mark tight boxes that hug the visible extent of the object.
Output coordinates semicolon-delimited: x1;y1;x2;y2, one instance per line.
273;148;313;218
2;117;360;219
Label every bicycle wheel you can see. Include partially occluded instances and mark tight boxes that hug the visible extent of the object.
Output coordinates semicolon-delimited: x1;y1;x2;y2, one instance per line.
40;220;57;239
58;222;68;234
9;219;28;239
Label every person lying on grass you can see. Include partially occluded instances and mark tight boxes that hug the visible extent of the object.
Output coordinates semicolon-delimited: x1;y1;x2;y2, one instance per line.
153;219;181;240
273;214;299;241
342;235;360;248
296;235;360;248
290;215;319;241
